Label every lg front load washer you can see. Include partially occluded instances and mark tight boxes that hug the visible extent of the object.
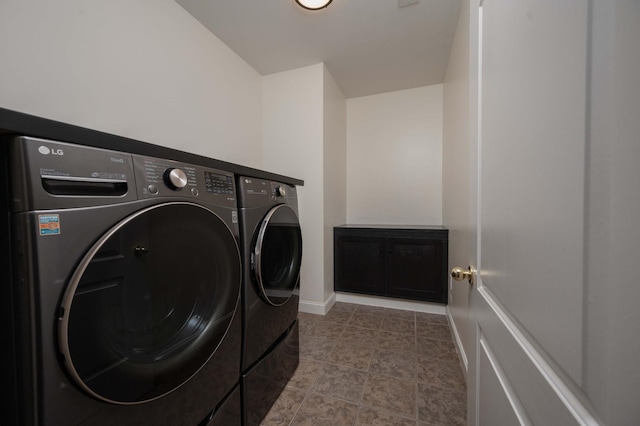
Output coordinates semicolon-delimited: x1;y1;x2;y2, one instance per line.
2;136;242;425
236;176;302;426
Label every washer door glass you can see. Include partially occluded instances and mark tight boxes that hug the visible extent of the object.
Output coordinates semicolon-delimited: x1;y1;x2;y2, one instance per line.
253;204;302;306
58;202;241;404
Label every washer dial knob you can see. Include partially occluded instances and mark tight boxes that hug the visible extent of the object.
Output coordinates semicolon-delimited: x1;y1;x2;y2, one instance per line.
164;168;188;190
276;185;287;198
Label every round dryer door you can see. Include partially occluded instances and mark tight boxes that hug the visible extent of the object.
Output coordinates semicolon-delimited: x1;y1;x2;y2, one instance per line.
253;204;303;306
58;202;241;404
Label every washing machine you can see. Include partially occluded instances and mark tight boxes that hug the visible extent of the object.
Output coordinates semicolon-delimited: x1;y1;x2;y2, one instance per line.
236;176;302;425
2;136;243;425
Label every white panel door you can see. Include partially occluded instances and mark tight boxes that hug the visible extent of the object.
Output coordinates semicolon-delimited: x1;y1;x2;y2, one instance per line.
466;0;599;424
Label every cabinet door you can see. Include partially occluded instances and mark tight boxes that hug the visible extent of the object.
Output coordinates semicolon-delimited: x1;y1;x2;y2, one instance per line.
334;234;386;296
386;237;446;303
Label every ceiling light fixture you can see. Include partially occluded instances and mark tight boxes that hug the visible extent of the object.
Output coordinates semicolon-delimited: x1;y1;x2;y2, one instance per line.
295;0;332;11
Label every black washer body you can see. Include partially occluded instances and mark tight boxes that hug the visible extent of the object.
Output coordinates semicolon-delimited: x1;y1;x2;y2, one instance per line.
3;136;242;425
236;176;302;426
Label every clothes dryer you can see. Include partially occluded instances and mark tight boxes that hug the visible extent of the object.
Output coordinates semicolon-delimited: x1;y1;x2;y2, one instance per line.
236;176;302;425
3;136;242;425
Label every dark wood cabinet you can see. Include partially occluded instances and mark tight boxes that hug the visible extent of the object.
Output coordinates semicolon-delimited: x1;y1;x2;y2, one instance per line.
334;225;449;304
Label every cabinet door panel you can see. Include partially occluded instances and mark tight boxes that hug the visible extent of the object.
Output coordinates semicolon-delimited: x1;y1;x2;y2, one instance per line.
334;235;386;295
387;238;446;303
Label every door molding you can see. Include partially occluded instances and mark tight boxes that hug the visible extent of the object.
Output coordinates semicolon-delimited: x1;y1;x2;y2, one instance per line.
478;285;599;425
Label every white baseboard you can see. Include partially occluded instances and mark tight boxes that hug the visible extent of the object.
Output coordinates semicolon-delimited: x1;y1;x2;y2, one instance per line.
334;292;446;315
446;305;469;376
300;291;448;317
299;292;336;315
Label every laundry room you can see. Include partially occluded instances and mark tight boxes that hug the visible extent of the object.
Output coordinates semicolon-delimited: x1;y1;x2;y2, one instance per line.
2;0;639;425
0;0;449;316
0;1;459;423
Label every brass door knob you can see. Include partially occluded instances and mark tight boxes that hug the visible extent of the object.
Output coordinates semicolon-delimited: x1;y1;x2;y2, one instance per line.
451;266;474;285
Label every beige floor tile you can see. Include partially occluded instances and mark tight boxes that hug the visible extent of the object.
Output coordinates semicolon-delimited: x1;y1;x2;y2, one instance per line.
299;334;336;361
417;355;466;392
377;330;416;352
417;383;466;425
327;342;375;371
261;387;306;426
416;337;458;361
416;312;449;326
354;305;391;316
266;303;466;425
311;364;368;403
323;308;354;324
348;311;384;330
369;349;417;380
290;393;358;426
416;322;453;341
306;320;346;339
355;406;417;426
286;358;326;391
380;317;416;335
331;302;359;312
339;326;380;348
361;372;417;418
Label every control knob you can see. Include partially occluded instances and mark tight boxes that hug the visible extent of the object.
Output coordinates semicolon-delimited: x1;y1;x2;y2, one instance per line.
276;185;287;198
164;168;188;190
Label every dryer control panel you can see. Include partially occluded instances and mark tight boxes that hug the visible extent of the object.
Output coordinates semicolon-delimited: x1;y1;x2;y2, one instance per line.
269;181;297;202
237;176;297;209
133;155;236;208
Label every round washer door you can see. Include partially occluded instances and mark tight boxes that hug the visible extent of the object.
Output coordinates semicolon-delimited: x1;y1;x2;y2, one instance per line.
253;204;303;306
58;202;241;404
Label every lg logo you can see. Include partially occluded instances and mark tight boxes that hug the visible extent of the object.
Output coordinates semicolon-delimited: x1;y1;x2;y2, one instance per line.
38;146;64;156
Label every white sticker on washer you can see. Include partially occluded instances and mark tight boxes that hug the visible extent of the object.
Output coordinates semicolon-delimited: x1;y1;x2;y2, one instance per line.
39;214;61;236
232;210;238;224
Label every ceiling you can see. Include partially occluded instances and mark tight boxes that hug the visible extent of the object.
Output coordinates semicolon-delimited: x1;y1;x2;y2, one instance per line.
175;0;461;98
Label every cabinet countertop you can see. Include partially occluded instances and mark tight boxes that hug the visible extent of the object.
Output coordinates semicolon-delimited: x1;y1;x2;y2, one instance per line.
335;224;448;231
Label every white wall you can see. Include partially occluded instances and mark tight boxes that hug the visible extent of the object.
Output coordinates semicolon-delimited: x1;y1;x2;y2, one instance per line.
262;64;347;313
262;64;326;310
322;66;347;302
346;85;443;225
0;0;263;167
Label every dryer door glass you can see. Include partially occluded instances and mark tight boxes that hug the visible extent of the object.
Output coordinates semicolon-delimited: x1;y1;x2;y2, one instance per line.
254;204;302;306
58;202;241;404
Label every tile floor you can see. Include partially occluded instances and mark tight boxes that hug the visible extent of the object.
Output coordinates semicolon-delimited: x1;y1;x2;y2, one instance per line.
261;302;467;425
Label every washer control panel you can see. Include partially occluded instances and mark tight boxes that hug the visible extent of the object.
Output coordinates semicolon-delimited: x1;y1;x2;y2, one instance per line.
133;155;236;208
